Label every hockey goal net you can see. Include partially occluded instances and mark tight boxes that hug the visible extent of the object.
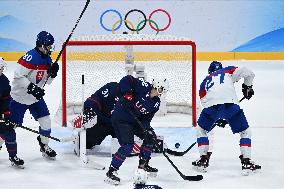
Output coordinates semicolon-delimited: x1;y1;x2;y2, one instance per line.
56;34;197;127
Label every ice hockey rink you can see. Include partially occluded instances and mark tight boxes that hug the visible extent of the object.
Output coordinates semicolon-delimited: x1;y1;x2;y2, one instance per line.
0;60;284;189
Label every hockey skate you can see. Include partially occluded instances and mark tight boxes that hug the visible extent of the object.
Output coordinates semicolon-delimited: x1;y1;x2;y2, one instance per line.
37;136;57;160
9;156;24;169
239;155;261;176
104;166;120;185
138;158;158;177
192;152;212;172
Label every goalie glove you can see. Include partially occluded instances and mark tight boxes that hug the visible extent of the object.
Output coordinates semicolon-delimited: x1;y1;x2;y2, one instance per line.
242;84;254;100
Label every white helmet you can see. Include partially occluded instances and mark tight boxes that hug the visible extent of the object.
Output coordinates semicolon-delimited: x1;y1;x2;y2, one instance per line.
133;168;148;185
152;78;169;95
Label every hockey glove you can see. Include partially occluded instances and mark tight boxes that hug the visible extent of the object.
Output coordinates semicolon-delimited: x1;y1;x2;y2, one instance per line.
144;127;157;140
47;63;59;78
27;83;45;100
213;119;228;128
242;84;254;100
83;107;97;125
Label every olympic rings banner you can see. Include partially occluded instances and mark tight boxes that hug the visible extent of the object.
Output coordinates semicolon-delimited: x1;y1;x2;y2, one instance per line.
99;9;171;34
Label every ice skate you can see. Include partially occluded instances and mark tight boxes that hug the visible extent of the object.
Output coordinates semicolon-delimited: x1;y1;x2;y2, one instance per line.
138;158;158;177
9;156;24;169
239;155;261;176
37;135;57;160
192;152;212;172
104;166;120;185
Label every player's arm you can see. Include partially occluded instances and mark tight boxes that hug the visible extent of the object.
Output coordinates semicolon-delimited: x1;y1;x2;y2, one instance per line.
232;67;255;100
46;58;59;85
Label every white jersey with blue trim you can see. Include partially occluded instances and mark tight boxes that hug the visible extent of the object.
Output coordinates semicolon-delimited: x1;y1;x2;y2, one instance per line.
199;66;255;108
11;48;54;105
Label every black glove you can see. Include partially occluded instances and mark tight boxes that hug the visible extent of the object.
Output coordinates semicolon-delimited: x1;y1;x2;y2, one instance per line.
213;119;228;128
47;63;59;78
83;107;96;124
144;127;157;139
27;83;45;100
242;83;254;100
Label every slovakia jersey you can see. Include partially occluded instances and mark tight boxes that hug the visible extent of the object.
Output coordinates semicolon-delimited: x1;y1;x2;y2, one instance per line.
11;48;53;105
199;66;255;108
84;82;121;126
113;75;160;129
0;74;11;114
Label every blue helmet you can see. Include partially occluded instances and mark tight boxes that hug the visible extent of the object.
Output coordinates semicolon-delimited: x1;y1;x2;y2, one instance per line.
208;61;222;74
36;31;54;47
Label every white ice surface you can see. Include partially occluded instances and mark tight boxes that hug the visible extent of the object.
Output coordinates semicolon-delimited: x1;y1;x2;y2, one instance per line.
0;60;284;189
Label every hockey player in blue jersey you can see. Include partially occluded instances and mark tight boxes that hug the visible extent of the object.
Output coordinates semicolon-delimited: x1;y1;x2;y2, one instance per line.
104;75;169;185
192;61;261;175
9;31;59;159
81;82;121;149
0;57;24;168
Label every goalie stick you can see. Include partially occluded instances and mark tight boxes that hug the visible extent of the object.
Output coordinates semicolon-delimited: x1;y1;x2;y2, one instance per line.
43;0;91;87
127;110;203;181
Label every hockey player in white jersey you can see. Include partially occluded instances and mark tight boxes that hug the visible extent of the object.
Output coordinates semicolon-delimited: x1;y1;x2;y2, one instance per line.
9;31;59;159
192;61;261;175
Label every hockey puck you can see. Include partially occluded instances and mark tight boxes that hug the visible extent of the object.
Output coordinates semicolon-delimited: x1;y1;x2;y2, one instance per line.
175;143;180;149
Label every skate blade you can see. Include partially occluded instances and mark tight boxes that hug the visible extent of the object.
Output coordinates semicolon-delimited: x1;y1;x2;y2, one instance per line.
193;166;207;173
104;177;120;185
42;153;56;160
242;168;261;176
11;162;25;169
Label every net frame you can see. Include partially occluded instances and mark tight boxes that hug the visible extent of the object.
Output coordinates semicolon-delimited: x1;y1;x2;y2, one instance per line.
61;38;197;127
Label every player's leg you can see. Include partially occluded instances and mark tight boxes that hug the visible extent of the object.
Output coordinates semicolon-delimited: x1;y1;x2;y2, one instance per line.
227;105;261;175
29;99;57;159
134;126;158;177
0;125;24;168
105;119;134;185
192;107;216;172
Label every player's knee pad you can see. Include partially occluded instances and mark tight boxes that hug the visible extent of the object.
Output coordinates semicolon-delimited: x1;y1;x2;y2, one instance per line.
38;116;51;144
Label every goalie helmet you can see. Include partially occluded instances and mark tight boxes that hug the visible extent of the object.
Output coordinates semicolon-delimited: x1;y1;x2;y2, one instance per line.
36;31;54;47
208;61;222;74
133;168;148;185
152;78;169;95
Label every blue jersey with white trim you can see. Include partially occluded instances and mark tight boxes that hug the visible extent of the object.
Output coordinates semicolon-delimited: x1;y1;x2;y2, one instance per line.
199;66;255;108
11;48;54;105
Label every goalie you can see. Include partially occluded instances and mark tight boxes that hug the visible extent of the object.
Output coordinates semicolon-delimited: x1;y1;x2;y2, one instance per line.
73;82;121;151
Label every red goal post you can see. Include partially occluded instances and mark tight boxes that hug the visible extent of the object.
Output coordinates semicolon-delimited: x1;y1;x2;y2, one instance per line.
60;36;197;127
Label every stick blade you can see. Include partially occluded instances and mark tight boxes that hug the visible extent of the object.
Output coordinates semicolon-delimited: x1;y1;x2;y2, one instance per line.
184;174;203;181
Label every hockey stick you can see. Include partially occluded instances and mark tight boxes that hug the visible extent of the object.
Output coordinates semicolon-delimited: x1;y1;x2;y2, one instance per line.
165;142;196;156
43;0;91;87
8;120;75;142
127;110;203;181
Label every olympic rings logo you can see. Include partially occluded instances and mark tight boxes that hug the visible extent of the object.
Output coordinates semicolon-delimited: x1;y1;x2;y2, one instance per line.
99;9;171;35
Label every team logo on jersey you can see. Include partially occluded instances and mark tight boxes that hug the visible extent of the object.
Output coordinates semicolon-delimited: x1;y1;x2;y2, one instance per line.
36;71;44;84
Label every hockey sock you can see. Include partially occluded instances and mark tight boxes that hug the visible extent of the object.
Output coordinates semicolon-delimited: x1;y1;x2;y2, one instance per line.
1;130;17;157
111;143;133;169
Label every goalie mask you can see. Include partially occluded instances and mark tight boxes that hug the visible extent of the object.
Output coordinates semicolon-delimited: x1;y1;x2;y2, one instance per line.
133;168;148;185
152;78;169;95
0;57;7;75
